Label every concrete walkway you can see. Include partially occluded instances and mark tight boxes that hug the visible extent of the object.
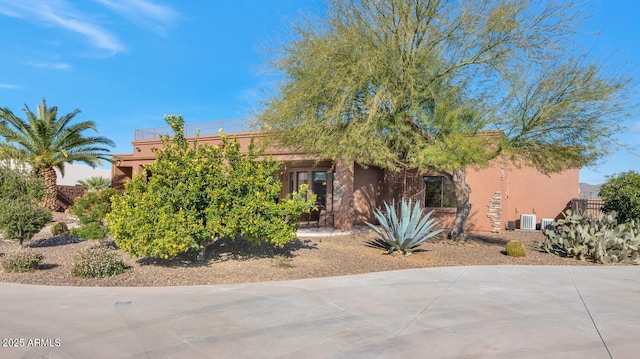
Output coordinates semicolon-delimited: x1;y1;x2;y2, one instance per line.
1;266;639;358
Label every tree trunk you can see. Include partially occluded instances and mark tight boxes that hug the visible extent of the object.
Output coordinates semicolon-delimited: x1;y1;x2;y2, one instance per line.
448;167;471;240
196;236;218;262
40;166;58;211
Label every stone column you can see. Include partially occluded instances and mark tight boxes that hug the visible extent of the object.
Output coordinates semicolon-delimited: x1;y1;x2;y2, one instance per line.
487;191;502;233
334;160;354;230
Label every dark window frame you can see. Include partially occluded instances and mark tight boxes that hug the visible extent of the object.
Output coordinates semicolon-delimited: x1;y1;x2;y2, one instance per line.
423;176;456;208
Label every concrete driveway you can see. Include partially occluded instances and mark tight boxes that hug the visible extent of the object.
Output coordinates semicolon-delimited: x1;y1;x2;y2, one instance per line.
1;265;639;358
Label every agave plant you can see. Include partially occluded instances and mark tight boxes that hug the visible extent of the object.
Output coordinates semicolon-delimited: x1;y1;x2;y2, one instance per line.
366;199;443;256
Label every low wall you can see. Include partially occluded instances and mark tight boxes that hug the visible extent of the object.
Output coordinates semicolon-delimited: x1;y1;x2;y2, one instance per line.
56;185;84;212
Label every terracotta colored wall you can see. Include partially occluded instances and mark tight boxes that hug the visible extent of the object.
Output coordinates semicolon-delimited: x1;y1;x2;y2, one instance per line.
112;130;579;232
122;132;316;163
334;160;354;230
402;159;577;234
422;163;505;233
112;132;322;188
353;164;385;224
465;164;506;232
503;165;578;227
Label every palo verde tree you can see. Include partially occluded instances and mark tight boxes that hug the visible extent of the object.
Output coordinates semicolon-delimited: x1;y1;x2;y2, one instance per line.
0;100;114;210
259;0;632;239
107;115;315;260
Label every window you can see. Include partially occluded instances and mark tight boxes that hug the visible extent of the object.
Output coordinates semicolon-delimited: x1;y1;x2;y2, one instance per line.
297;172;308;187
312;171;327;207
288;170;328;207
424;176;456;208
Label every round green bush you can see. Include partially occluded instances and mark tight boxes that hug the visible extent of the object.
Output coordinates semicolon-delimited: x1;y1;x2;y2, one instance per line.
71;246;127;278
51;221;69;236
506;240;526;257
0;201;52;245
600;171;640;224
1;249;44;272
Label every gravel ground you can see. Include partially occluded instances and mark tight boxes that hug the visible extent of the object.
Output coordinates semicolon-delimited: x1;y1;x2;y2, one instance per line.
0;219;603;287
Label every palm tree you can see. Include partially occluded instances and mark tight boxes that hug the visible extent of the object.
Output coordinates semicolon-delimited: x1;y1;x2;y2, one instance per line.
0;99;115;210
77;176;112;192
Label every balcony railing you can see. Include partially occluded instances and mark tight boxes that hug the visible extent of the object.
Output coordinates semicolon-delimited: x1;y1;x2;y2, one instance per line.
134;118;251;141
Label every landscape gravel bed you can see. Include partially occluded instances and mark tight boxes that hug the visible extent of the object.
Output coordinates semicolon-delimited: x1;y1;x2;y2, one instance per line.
0;225;603;287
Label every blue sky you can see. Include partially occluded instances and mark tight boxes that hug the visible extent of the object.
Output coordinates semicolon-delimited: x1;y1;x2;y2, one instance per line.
0;0;637;185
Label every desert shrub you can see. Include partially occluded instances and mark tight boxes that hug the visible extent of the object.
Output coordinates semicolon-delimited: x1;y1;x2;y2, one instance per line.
505;240;526;257
0;163;51;245
599;170;640;224
50;221;69;236
272;255;295;268
71;246;127;278
108;115;315;259
71;222;110;241
1;249;44;272
0;200;52;246
366;199;443;256
69;188;116;240
540;209;640;264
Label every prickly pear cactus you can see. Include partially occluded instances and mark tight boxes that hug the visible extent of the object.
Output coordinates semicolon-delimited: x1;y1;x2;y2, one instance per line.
506;240;526;257
540;209;640;264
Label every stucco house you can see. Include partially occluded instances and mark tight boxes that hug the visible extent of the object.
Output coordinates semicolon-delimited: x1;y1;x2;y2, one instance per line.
111;120;578;233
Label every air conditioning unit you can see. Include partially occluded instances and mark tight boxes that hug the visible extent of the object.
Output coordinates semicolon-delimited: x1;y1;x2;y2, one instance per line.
541;218;555;231
520;214;536;230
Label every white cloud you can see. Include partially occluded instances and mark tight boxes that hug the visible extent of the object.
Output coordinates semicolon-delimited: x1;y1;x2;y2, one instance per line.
0;0;125;54
0;0;181;57
27;62;72;70
0;83;21;90
93;0;181;35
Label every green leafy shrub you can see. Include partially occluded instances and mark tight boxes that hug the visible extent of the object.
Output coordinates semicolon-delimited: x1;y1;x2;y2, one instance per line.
1;249;44;272
71;246;127;278
599;170;640;224
50;221;69;236
0;163;51;246
108;115;315;260
505;240;526;257
69;188;116;240
0;200;52;246
366;199;443;256
540;209;640;264
72;222;110;241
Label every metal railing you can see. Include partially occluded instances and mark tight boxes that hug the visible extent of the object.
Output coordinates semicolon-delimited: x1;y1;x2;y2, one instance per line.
571;198;605;218
134;118;251;141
